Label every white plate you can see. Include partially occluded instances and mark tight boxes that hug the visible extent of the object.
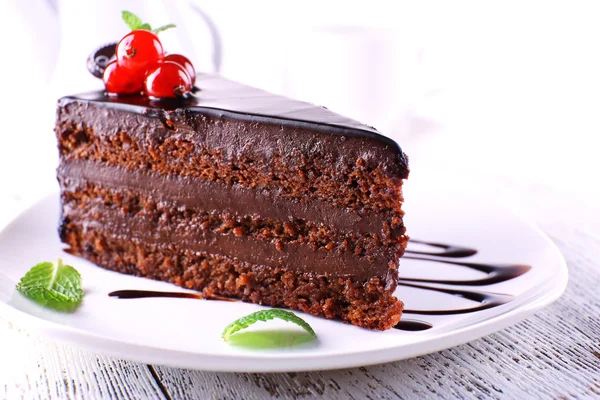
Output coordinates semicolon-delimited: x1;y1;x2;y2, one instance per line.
0;186;567;372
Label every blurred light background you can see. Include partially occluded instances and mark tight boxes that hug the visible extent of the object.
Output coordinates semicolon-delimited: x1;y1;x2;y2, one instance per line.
0;0;598;226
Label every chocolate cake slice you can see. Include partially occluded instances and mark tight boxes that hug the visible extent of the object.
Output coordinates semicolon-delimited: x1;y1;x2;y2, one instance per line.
55;74;409;330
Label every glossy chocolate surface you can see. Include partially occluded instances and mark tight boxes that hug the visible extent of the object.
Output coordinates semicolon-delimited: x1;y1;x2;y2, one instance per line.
58;74;408;177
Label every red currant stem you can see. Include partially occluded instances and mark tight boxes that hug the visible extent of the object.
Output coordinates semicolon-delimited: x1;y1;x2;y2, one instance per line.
173;85;187;97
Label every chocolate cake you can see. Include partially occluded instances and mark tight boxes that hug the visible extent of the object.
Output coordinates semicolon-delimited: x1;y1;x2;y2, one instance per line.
55;74;409;330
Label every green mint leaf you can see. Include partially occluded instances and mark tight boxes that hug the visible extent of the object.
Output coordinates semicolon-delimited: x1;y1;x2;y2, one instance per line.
122;10;143;30
153;24;176;34
222;309;316;343
121;10;174;33
16;259;83;312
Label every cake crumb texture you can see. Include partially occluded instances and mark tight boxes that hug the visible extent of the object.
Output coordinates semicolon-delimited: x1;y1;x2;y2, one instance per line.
61;221;403;330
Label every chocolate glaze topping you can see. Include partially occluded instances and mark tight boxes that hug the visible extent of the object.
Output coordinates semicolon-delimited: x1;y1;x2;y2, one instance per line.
80;52;400;145
58;74;408;177
82;43;405;161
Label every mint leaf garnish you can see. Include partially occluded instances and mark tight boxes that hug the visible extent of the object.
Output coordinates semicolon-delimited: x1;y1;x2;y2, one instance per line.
122;10;144;31
16;259;83;312
153;24;176;34
121;10;175;34
222;309;316;343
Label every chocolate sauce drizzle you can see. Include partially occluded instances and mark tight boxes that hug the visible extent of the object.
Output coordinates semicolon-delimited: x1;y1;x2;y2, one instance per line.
394;319;433;332
108;240;530;332
400;257;531;286
109;289;235;302
399;282;515;316
390;240;531;331
405;240;478;258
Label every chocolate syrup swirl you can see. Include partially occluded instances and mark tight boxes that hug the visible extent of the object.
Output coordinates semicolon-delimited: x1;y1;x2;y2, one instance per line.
390;240;530;331
399;282;515;316
405;240;477;258
108;240;530;332
401;257;531;286
109;289;235;302
394;319;433;331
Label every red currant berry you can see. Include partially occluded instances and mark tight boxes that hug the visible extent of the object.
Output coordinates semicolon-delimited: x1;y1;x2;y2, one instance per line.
164;54;196;84
116;30;164;81
144;61;192;98
102;61;143;94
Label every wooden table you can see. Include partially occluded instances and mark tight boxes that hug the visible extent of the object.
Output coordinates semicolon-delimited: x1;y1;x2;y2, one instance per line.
1;169;599;400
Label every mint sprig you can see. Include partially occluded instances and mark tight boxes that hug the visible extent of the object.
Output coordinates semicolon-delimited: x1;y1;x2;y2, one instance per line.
153;24;176;34
122;10;176;34
16;259;83;312
222;309;317;343
122;11;143;31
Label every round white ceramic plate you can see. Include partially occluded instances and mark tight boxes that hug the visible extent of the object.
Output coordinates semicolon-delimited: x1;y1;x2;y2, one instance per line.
0;184;567;372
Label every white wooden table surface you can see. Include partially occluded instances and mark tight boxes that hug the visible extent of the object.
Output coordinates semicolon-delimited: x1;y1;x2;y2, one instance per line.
1;165;599;399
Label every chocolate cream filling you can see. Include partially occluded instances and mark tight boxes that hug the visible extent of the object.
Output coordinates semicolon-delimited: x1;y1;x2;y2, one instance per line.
58;160;390;234
58;160;396;280
64;208;390;280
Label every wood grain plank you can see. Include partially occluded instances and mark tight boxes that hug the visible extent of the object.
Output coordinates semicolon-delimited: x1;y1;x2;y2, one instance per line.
0;316;168;399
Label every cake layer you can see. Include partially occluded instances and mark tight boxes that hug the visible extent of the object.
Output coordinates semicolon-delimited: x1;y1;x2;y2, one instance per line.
60;221;403;330
63;214;389;280
60;186;404;280
60;183;403;259
57;99;407;218
58;159;400;235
